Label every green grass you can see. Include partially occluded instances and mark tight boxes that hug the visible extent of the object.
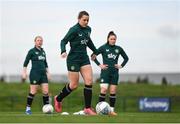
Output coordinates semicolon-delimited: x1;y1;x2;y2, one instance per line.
0;82;180;123
0;112;180;123
1;82;180;112
0;82;180;96
1;82;180;97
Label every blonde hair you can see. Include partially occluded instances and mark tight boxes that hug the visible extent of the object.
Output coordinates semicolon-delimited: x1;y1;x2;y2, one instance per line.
34;36;43;42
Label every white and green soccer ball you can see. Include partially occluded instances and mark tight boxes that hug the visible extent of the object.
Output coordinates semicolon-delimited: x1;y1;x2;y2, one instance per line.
96;101;111;115
42;104;54;114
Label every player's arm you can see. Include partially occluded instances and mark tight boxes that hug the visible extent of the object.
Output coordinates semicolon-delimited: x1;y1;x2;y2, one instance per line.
95;59;108;70
60;27;77;58
22;67;27;77
91;46;101;63
22;50;32;79
44;52;51;80
92;46;108;70
120;48;129;67
44;52;48;69
86;28;98;54
87;38;98;54
46;68;51;81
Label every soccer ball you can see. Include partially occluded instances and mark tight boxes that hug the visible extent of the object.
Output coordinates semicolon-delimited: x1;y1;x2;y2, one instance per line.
96;101;111;115
42;104;54;114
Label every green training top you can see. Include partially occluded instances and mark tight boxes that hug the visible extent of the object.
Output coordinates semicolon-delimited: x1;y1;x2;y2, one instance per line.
60;23;97;61
94;43;129;68
23;47;48;70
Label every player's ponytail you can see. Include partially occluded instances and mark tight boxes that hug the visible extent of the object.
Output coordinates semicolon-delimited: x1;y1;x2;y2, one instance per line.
107;31;117;44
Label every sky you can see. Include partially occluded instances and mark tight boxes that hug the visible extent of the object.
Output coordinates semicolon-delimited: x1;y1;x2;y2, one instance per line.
0;0;180;75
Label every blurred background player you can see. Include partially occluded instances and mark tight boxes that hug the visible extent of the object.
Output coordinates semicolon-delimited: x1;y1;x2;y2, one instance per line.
22;36;51;115
92;31;129;115
54;11;98;115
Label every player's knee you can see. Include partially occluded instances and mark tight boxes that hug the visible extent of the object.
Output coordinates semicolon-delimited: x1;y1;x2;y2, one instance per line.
84;78;93;85
100;83;108;94
101;87;108;94
42;90;48;95
30;91;37;95
30;87;38;94
69;83;78;90
110;90;116;94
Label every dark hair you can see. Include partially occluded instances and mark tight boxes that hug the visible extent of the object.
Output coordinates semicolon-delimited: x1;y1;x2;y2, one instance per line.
107;31;117;43
78;11;89;19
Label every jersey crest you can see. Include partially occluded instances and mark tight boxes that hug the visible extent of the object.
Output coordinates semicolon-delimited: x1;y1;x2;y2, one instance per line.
115;49;119;53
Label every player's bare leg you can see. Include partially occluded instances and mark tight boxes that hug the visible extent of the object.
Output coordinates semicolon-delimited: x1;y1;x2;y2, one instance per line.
109;84;117;116
54;72;79;112
80;65;96;115
41;83;49;105
25;85;38;115
99;83;108;102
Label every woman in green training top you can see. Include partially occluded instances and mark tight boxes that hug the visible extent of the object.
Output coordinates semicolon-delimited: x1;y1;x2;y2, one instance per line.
54;11;97;115
22;36;51;115
92;31;129;116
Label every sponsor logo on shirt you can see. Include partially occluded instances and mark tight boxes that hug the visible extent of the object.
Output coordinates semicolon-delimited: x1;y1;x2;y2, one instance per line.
81;39;88;45
38;55;45;60
107;53;117;59
35;52;39;54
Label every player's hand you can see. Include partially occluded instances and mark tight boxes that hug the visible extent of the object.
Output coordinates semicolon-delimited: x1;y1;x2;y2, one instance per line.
114;64;122;69
91;54;96;61
99;64;108;70
61;52;67;58
22;71;27;80
47;72;51;81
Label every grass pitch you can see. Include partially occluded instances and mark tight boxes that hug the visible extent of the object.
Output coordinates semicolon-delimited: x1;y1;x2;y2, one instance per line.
0;112;180;123
0;83;180;123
